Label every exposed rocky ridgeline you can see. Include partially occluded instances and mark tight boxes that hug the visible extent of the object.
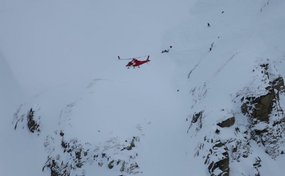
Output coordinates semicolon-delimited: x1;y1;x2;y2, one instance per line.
43;132;140;176
13;105;141;176
188;62;285;176
239;63;285;158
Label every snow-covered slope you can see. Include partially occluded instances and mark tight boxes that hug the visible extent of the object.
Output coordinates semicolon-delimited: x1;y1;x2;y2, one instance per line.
1;0;285;176
0;54;27;175
176;0;285;175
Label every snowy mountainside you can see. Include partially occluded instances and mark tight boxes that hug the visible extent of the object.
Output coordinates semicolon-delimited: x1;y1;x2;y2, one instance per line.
1;0;285;176
1;0;190;176
174;0;285;175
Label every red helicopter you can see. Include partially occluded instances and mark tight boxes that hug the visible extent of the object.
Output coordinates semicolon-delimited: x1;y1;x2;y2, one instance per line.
118;55;150;68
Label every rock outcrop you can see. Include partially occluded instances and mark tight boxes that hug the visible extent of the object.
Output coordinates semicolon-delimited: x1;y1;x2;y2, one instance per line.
13;105;141;176
13;106;41;135
189;63;285;176
241;76;284;122
204;140;230;176
217;117;235;128
27;108;40;133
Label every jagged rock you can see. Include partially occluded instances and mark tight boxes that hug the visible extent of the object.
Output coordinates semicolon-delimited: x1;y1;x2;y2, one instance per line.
205;141;230;176
121;136;138;151
108;160;115;169
192;63;285;175
250;123;285;158
27;108;40;133
241;63;285;122
241;92;274;122
217;117;235;128
187;111;204;133
208;157;229;176
43;134;141;176
272;76;285;93
13;107;41;134
42;158;71;176
254;93;274;121
239;73;285;158
192;111;203;124
241;76;285;122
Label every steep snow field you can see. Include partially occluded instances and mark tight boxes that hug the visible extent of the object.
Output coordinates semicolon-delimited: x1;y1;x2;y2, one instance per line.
1;0;285;176
1;0;193;175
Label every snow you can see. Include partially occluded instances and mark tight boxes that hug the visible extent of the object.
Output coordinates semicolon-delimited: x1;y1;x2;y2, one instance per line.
1;0;285;176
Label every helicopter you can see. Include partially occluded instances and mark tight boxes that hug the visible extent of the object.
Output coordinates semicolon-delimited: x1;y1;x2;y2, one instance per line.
118;55;150;68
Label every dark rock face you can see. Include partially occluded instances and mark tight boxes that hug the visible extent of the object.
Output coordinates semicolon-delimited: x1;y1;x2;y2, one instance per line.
217;117;235;128
108;160;115;169
27;108;40;133
241;93;274;122
197;135;252;176
210;157;229;176
121;136;138;151
205;141;230;176
187;111;204;133
189;63;285;176
42;158;71;176
42;134;141;176
192;111;203;124
239;74;285;158
43;137;91;176
13;105;141;176
13;107;41;134
241;76;285;122
272;76;285;93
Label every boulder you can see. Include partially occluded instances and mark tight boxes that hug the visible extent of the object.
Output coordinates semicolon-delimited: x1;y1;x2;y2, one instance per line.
217;117;235;128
